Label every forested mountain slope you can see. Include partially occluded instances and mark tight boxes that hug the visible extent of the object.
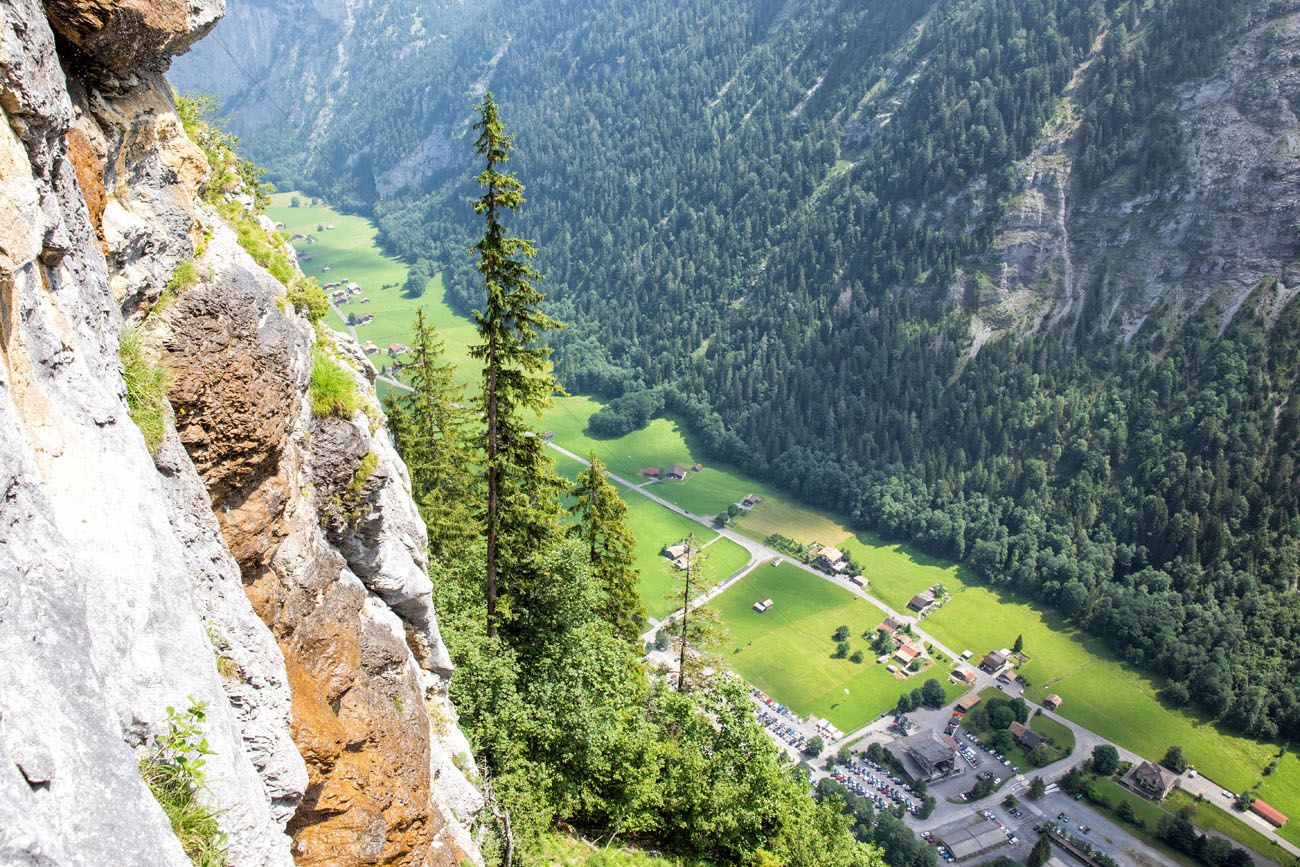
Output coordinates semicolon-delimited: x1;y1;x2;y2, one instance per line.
177;0;1300;740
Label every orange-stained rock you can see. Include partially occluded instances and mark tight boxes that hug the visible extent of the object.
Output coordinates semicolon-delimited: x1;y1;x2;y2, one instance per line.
161;227;470;865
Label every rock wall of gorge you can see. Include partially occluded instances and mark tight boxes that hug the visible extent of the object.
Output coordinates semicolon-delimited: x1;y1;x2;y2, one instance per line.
0;0;481;863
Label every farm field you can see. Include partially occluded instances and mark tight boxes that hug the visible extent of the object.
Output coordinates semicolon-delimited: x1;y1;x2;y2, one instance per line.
713;563;957;732
268;197;1300;832
552;452;752;620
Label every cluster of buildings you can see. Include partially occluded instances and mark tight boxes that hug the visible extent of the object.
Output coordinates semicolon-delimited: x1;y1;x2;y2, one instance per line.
325;281;365;305
661;541;693;571
876;616;927;674
643;464;703;481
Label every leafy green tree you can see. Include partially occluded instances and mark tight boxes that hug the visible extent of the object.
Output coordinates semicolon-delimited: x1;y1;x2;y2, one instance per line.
920;678;945;708
664;535;722;692
386;308;478;563
1028;776;1047;799
1091;744;1120;776
1161;745;1189;774
804;735;824;756
850;650;864;664
469;92;564;637
1116;800;1137;824
834;641;850;658
1002;794;1019;809
833;625;851;642
1028;835;1052;867
569;454;645;643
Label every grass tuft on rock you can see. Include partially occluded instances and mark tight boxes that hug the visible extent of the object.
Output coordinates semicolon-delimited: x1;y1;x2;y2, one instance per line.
309;348;359;419
139;700;227;867
120;327;170;453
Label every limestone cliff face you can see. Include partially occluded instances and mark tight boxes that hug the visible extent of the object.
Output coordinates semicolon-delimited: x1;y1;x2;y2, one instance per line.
960;2;1300;346
0;0;481;864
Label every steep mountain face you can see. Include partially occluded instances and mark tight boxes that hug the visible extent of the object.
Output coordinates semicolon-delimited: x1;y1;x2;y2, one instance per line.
178;0;1300;740
0;1;480;863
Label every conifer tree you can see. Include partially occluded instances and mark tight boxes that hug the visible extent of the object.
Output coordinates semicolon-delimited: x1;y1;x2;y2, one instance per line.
663;535;722;692
469;92;564;636
570;454;645;643
385;308;479;563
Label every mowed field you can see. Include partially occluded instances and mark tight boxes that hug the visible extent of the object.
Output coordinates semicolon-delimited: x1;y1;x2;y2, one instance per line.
714;563;959;732
268;197;1300;833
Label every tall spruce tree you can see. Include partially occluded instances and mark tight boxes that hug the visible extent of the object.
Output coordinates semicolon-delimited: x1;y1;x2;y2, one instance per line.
570;454;645;643
387;308;479;563
469;92;564;637
664;535;722;692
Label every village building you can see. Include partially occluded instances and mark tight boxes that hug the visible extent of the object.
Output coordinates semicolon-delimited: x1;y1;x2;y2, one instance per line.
1122;760;1180;801
937;825;1009;861
692;463;703;472
1043;694;1063;711
741;493;762;508
955;693;981;713
886;731;961;781
953;669;977;685
907;589;936;612
979;649;1010;673
849;574;867;587
1009;721;1045;750
664;465;688;480
877;617;903;637
752;598;774;613
893;644;922;667
662;542;689;560
361;341;379;355
388;343;410;357
813;545;848;572
643;467;661;478
1249;800;1288;828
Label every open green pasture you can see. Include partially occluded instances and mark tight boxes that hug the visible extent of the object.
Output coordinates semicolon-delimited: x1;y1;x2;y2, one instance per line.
714;562;941;732
267;193;479;385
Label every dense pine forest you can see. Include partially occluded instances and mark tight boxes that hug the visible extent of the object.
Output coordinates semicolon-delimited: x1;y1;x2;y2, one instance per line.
181;0;1300;743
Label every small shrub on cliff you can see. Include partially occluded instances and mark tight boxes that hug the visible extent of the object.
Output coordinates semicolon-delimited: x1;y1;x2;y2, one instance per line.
309;349;359;419
152;258;203;318
120;327;169;453
138;699;227;867
230;210;295;286
286;276;329;324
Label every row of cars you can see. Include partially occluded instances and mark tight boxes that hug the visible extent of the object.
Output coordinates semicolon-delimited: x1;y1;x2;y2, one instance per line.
752;690;811;751
917;832;958;863
962;730;1019;773
833;757;924;816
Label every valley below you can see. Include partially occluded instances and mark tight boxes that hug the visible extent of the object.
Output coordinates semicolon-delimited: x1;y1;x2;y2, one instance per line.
271;192;1300;861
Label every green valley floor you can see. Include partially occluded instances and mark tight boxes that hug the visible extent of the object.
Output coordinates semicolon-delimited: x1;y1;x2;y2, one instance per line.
266;194;1300;841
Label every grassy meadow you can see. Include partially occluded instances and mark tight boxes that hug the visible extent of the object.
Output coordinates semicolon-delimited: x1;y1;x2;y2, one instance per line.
713;562;961;732
269;196;1300;828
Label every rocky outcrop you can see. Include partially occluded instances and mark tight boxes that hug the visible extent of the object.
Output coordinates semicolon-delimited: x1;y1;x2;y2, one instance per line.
0;0;481;863
159;226;482;865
